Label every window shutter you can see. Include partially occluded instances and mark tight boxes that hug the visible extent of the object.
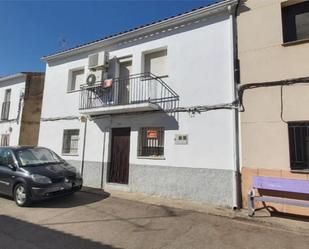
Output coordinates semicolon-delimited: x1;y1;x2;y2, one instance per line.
144;50;167;77
72;69;85;91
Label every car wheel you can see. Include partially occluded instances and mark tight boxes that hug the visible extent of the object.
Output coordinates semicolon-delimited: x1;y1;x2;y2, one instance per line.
14;183;31;207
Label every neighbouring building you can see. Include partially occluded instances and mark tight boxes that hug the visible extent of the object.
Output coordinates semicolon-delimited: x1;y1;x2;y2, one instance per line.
0;72;45;146
238;0;309;215
38;0;240;207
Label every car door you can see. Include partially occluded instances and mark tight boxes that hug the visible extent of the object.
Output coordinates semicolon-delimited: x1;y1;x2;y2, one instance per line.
0;149;15;196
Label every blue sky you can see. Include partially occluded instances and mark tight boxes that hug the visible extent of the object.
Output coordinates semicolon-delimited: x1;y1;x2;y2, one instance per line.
0;0;217;76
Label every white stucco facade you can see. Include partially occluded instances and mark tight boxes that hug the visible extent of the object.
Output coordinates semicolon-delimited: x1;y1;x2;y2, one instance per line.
39;1;239;207
0;74;26;146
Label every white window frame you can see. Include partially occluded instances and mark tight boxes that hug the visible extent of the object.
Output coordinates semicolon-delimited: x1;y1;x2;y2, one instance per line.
142;47;168;78
61;129;80;156
67;67;85;92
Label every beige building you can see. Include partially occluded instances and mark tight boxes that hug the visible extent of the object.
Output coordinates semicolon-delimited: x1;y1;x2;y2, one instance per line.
238;0;309;215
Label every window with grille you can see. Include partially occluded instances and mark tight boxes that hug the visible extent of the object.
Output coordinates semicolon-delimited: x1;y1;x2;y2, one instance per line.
62;129;79;155
288;122;309;171
282;1;309;43
138;127;164;157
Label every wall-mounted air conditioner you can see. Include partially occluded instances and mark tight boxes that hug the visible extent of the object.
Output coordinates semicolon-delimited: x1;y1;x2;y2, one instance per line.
88;51;109;70
86;70;104;85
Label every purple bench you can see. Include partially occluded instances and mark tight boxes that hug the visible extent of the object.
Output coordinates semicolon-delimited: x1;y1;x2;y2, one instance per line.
248;176;309;216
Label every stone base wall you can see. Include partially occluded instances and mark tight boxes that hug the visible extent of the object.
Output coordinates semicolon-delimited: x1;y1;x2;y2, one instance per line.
67;159;234;207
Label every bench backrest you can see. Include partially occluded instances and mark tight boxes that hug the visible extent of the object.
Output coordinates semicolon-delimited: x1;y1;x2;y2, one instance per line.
252;176;309;194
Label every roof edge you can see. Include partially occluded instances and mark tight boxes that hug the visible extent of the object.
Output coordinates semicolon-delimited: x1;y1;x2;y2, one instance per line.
42;0;237;62
0;72;44;82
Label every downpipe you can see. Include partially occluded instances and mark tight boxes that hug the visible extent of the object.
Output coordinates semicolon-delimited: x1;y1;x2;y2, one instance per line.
229;1;242;210
80;118;88;177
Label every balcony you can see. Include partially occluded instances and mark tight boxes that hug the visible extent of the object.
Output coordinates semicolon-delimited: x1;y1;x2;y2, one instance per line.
79;73;179;116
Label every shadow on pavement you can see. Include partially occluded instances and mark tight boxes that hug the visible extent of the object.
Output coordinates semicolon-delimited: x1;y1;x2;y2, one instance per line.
0;215;121;249
31;188;110;208
270;211;309;222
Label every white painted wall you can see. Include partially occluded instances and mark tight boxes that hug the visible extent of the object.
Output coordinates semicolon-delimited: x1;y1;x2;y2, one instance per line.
39;12;237;171
0;75;26;146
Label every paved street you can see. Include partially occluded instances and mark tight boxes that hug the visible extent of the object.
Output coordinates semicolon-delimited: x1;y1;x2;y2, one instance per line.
0;189;308;249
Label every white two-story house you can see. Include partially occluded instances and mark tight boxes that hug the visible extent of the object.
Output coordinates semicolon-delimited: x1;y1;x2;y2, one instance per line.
39;0;240;207
0;72;45;146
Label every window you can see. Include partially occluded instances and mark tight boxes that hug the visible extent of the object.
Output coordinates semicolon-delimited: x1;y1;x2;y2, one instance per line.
138;127;164;157
288;122;309;171
1;89;11;120
62;129;79;155
0;148;14;167
16;148;62;167
0;134;10;146
68;68;85;91
282;1;309;43
144;49;167;77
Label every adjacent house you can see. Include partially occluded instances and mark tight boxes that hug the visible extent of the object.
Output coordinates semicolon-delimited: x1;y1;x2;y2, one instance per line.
238;0;309;215
0;72;45;146
38;0;240;207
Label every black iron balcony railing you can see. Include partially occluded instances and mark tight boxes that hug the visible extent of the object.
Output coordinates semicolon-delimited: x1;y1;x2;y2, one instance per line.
1;101;10;120
79;73;179;112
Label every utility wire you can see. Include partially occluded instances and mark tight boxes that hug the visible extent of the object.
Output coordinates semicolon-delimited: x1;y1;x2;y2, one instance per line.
238;76;309;112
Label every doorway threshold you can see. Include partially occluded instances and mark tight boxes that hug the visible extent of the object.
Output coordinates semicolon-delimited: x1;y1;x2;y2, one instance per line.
105;182;130;192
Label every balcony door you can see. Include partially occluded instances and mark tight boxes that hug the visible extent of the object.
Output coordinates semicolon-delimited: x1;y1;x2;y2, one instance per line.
118;59;132;105
108;128;130;184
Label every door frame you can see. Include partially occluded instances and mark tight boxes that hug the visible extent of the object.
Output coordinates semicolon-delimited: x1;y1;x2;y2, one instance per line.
107;127;131;185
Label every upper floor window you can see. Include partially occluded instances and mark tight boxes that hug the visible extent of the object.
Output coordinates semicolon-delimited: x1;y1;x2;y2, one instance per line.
68;68;85;92
0;148;14;168
144;49;167;77
282;1;309;43
288;122;309;171
1;89;11;120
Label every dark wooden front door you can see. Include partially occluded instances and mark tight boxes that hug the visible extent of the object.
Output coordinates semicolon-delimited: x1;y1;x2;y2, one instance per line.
109;128;130;184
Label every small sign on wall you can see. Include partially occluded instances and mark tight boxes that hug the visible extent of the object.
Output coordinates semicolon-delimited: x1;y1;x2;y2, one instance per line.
147;129;158;139
175;134;188;145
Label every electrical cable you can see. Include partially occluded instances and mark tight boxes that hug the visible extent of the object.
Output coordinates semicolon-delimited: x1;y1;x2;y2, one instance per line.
280;85;288;123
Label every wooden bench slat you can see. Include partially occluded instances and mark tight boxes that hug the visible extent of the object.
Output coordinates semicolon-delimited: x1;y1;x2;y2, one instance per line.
255;196;309;207
252;176;309;194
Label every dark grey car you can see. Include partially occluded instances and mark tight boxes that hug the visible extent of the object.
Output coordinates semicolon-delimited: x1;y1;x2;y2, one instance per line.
0;146;83;206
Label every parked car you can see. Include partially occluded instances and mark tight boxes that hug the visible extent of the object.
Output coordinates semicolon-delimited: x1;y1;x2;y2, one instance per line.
0;146;82;206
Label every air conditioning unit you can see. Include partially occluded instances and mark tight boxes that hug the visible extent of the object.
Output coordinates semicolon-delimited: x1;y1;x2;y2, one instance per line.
86;70;104;86
88;51;109;70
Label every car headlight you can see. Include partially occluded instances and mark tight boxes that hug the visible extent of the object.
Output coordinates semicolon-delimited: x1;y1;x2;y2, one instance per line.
31;174;52;184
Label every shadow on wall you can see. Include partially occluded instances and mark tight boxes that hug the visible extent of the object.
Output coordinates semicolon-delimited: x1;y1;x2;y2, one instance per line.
93;111;179;133
238;0;250;15
0;215;122;249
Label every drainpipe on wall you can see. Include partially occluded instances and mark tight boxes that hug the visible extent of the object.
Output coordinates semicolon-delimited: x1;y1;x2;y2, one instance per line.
228;1;242;209
100;115;112;189
80;118;88;177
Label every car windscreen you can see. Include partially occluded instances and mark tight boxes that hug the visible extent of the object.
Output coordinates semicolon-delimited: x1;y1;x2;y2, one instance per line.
16;148;62;167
